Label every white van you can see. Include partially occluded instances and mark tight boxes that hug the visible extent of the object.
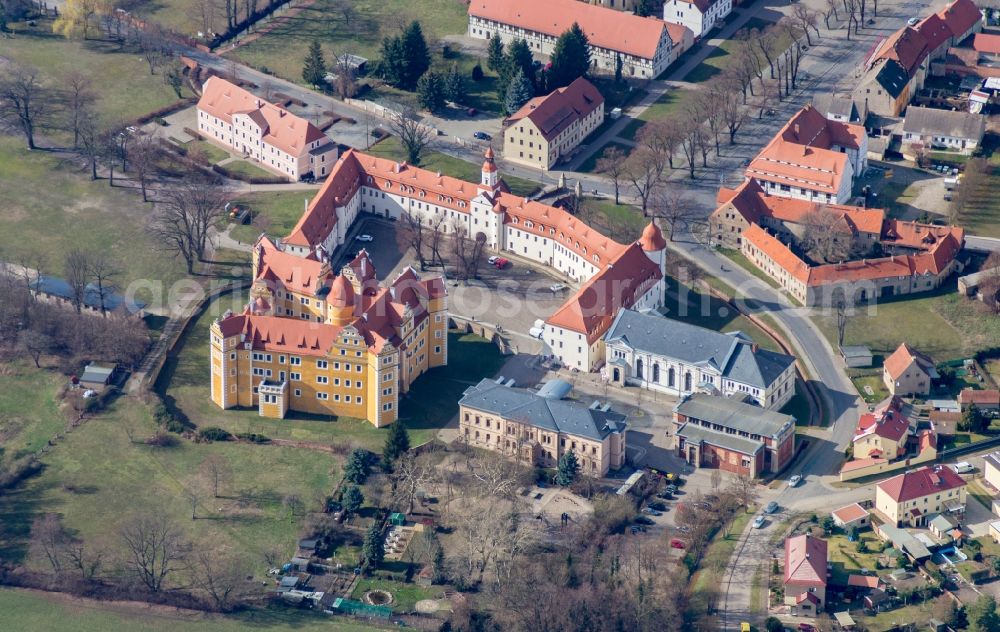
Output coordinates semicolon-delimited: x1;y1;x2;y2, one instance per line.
529;327;545;340
952;461;974;474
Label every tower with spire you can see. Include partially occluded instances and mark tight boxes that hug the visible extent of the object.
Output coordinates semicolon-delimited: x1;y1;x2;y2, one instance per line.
638;219;668;308
480;146;499;190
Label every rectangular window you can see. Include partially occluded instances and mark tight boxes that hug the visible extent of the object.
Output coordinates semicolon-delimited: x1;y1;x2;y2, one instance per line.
294;389;301;397
317;392;328;400
317;376;328;384
290;372;301;381
317;360;328;369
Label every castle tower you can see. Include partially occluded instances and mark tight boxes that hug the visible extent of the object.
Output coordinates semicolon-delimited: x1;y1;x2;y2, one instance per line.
481;146;499;190
639;219;668;308
328;274;356;326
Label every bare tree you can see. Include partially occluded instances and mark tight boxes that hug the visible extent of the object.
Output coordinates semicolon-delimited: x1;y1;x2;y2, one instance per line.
329;0;357;25
755;27;779;79
824;0;840;28
802;208;857;263
792;5;821;46
138;28;167;75
471;451;524;499
193;0;218;37
728;473;758;512
129;131;159;203
188;549;250;611
63;71;96;149
399;211;428;270
388;109;434;165
623;148;662;214
650;189;697;241
199;454;232;498
0;63;49;150
718;74;748;144
64;538;105;581
836;298;849;346
29;513;68;572
64;249;91;314
330;51;358;100
390;453;435;514
120;512;187;592
595;146;627;204
78;116;103;180
87;252;121;316
427;216;447;267
152;176;231;273
449;219;487;280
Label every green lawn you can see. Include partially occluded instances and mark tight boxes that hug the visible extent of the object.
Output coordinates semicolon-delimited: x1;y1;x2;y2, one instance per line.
811;288;997;362
579;197;648;244
682;17;785;84
158;290;504;451
850;374;890;405
577;141;634;174
955;165;1000;238
229;190;316;244
663;278;782;353
350;578;444;613
227;0;468;88
0;587;390;631
690;510;754;598
968;480;995;511
826;532;884;586
619;88;698;141
0;137;186;304
367;136;541;197
0;363;65;471
4;20;192;132
718;248;783;291
185;139;231;164
223;159;278;179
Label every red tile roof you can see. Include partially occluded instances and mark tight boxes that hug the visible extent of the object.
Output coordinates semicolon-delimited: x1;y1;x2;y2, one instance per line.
255;236;331;296
848;574;882;589
639;220;666;252
938;0;982;41
742;225;811;283
197;76;326;158
960;388;1000;406
784;534;828;587
884;342;934;382
507;77;604;142
916;13;952;53
871;26;930;75
974;32;1000;54
854;397;909;445
216;312;344;356
777;105;866;151
832;503;869;524
764;198;885;236
877;465;965;503
468;0;673;59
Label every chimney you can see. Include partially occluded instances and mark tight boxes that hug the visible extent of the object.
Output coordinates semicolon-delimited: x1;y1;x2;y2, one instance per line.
794;123;801;137
752;343;759;353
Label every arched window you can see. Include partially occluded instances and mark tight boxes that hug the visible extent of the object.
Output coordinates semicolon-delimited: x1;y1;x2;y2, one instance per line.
668;367;676;387
636;358;644;380
653;363;660;383
684;372;692;391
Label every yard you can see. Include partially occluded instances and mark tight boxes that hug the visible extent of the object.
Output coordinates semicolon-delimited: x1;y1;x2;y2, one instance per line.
825;532;886;586
0;587;390;632
157;291;505;451
954;164;1000;239
811;287;1000;362
0;363;67;472
578;197;649;244
682;18;786;84
221;159;278;180
366;136;541;197
850;373;891;405
618;88;698;141
350;578;445;613
228;190;316;244
0;137;187;304
663;278;782;354
185;139;231;164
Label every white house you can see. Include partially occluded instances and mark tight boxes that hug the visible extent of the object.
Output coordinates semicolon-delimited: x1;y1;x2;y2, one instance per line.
663;0;732;40
197;76;338;181
902;106;986;157
604;309;797;409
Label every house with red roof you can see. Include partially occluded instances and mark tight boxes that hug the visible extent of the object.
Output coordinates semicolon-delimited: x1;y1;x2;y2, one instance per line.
959;388;1000;413
831;502;871;529
467;0;693;79
662;0;733;40
503;77;604;171
874;465;966;527
852;397;912;460
784;534;828;616
883;342;938;396
196;76;337;181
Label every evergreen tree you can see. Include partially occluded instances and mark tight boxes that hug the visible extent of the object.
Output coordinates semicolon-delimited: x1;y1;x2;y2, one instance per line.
344;448;371;484
383;421;410;466
963;403;988;433
503;67;534;115
302;40;327;88
362;523;385;570
341;484;364;515
378;35;407;88
614;52;623;84
968;594;1000;632
444;64;466;103
401;21;432;89
417;72;447;112
486;36;505;73
506;38;536;87
556;450;579;487
549;23;592;89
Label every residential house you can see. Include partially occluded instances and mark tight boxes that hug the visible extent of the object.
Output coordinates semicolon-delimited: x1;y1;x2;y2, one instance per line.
672;393;796;477
457;377;627;476
503;77;605;171
873;465;966;527
959;388;1000;413
662;0;732;40
883;342;938;396
852;397;911;460
784;534;828;616
604;308;797;409
467;0;693;79
901;106;986;157
745;105;868;204
832;502;871;529
982;451;1000;490
196;76;337;181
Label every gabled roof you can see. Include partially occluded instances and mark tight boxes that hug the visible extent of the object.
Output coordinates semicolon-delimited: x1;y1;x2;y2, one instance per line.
871;58;912;99
959;388;1000;406
784;534;828;587
877;465;965;503
675;422;763;456
832;502;869;524
974;32;1000;54
742;225;811;283
853;397;909;444
507;77;604;142
459;378;627;441
871;26;930;75
883;343;934;381
255;235;331;296
198;76;327;157
938;0;982;40
848;574;882;589
467;0;673;60
903;106;986;141
674;393;795;438
915;13;953;53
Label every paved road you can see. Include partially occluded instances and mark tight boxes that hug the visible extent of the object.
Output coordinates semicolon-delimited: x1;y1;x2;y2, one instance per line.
967;235;1000;252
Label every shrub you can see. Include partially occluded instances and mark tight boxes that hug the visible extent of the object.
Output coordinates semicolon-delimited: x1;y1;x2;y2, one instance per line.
471;64;484;81
146;431;179;447
236;432;270;443
199;427;233;441
165;418;186;434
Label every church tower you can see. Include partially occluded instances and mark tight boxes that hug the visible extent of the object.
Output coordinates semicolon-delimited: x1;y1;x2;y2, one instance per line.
480;146;499;190
639;219;668;308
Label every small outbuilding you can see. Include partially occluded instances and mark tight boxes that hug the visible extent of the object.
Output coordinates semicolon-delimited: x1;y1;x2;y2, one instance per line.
832;502;870;529
79;362;117;390
841;345;873;368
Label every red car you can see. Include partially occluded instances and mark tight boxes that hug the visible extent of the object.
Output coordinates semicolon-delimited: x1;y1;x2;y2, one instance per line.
670;539;685;550
493;257;509;269
798;624;816;632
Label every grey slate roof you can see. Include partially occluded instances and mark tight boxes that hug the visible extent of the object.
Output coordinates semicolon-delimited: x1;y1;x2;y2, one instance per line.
675;422;763;456
812;93;860;121
674;393;795;439
903;106;986;141
874;59;910;99
459;378;626;442
604;309;795;389
841;345;873;358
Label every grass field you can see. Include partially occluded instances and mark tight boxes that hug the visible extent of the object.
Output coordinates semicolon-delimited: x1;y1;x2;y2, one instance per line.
663;278;782;353
226;0;469;87
158;291;505;451
0;137;187;304
4;21;192;131
367;136;541;197
577;141;633;174
826;532;884;585
186;139;231;164
222;159;277;179
718;248;782;291
580;198;648;244
0;363;65;471
850;374;890;405
0;587;390;631
618;88;697;141
811;288;998;362
350;578;444;613
682;17;785;84
955;166;1000;238
228;190;314;243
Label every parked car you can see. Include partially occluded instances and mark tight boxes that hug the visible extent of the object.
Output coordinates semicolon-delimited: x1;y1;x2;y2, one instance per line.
664;484;677;494
753;516;766;529
549;283;568;292
488;256;499;265
230;207;251;224
764;501;779;514
473;131;491;141
657;490;673;500
952;462;974;474
634;516;655;526
670;539;686;549
493;257;509;269
356;234;374;242
648;501;667;512
789;474;802;487
641;507;662;517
